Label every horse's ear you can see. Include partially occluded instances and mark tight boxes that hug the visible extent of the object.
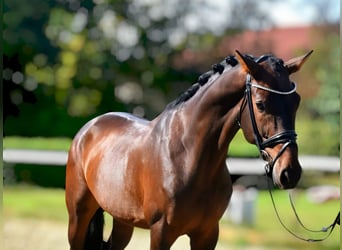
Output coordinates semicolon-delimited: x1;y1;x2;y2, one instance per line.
235;50;262;78
285;50;313;75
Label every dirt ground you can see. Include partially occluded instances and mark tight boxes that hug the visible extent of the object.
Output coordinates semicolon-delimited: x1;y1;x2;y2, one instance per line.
4;218;236;250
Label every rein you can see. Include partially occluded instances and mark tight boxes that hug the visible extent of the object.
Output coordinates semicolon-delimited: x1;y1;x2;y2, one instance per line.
266;177;340;242
238;74;340;242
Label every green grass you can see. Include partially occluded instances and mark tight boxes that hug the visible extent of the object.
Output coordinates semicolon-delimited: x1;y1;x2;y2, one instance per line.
3;185;68;221
229;118;339;157
3;136;72;151
3;134;260;157
228;130;259;157
296;117;339;156
3;116;339;156
253;190;339;249
220;189;340;250
3;185;339;249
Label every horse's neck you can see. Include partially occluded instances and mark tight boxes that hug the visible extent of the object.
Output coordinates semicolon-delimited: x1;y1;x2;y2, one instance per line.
175;69;245;166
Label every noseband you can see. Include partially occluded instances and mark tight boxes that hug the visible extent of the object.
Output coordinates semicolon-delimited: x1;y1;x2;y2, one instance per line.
239;74;297;177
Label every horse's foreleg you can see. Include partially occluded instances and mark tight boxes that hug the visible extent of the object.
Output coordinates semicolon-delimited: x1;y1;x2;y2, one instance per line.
106;218;134;250
188;223;219;250
149;217;177;250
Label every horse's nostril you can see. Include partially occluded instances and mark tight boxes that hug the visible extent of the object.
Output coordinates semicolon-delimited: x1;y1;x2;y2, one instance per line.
280;169;290;186
279;167;301;189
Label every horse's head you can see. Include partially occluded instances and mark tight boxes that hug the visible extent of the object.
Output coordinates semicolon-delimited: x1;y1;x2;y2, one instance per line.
235;50;313;189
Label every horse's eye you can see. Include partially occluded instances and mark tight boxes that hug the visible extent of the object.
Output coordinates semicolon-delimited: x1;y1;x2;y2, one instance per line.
256;102;265;112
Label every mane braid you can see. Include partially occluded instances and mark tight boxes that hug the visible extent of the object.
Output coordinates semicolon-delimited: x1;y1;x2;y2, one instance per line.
166;55;238;109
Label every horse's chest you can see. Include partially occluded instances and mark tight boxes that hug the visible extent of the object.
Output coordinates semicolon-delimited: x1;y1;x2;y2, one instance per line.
169;178;232;228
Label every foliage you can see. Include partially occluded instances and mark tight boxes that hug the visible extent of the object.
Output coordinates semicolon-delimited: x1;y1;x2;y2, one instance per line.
296;118;339;156
4;1;339;156
4;0;275;137
3;116;338;155
298;28;340;155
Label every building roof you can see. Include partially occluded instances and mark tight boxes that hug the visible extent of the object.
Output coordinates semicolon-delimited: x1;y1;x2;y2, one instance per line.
172;25;338;70
218;26;316;60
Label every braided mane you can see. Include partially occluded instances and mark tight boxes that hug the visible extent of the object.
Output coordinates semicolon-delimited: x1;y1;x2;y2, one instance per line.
166;56;238;109
166;53;283;110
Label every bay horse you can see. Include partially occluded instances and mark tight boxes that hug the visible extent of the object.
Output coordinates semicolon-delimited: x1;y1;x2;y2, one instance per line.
66;50;312;250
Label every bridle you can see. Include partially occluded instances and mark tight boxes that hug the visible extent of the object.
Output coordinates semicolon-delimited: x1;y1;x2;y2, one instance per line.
237;73;340;242
238;74;298;177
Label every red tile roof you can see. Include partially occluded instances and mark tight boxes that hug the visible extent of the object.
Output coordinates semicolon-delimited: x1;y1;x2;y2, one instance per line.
172;25;338;70
218;26;317;60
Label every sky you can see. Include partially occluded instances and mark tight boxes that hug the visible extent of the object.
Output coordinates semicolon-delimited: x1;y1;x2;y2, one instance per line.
268;0;340;27
205;0;340;31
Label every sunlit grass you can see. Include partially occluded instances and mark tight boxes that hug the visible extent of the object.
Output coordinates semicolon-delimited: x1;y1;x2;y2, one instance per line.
4;117;338;156
3;185;68;221
3;185;339;249
253;190;340;249
228;130;259;157
220;189;340;249
3;136;72;151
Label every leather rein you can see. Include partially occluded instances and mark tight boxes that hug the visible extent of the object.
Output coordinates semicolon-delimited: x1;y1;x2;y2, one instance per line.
237;74;340;242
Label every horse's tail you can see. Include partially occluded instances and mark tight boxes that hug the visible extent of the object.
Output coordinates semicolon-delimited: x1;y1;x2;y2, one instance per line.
84;208;105;250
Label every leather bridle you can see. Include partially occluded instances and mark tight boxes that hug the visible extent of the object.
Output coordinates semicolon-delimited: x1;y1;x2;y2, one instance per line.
238;74;298;177
237;73;339;241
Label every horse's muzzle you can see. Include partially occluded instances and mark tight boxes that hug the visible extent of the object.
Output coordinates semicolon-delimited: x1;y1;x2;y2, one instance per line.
272;158;302;189
278;165;302;189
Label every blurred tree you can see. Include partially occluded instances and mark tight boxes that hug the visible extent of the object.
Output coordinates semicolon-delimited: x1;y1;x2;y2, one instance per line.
303;27;339;155
307;32;339;121
4;0;275;136
299;0;340;155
